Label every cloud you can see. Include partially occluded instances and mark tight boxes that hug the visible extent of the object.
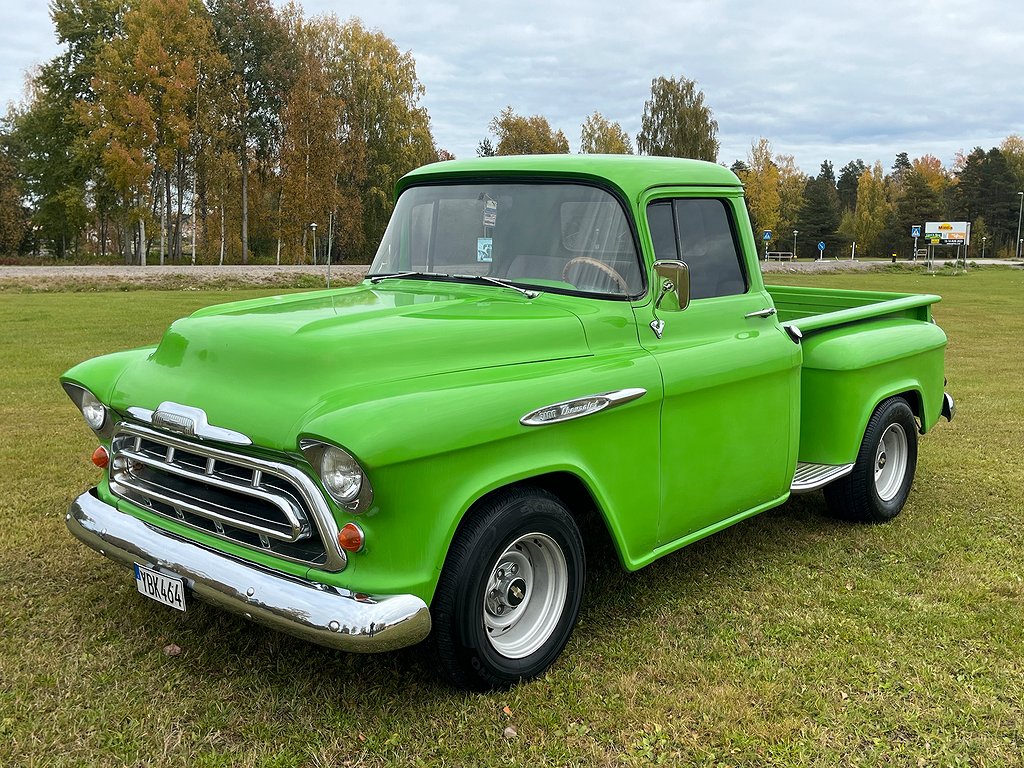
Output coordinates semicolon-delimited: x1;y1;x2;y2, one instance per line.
3;0;1020;174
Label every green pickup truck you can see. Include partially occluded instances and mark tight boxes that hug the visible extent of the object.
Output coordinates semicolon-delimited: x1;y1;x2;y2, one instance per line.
62;155;954;690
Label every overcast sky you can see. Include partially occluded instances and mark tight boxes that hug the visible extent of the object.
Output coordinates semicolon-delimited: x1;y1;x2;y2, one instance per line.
3;0;1021;175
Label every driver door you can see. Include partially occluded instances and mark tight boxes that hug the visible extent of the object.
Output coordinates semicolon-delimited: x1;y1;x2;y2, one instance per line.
638;193;800;546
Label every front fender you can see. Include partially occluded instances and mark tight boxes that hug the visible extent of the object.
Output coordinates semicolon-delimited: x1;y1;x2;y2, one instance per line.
61;347;157;425
300;352;663;604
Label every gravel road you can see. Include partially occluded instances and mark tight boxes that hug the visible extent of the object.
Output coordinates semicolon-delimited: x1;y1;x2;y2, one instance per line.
1;258;1016;290
0;263;367;289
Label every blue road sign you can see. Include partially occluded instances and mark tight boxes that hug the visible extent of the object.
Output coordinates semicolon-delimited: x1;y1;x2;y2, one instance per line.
762;230;772;241
817;241;826;252
911;225;922;238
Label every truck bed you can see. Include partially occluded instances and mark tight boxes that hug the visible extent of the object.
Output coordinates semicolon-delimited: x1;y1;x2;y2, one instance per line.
767;285;941;334
767;285;948;467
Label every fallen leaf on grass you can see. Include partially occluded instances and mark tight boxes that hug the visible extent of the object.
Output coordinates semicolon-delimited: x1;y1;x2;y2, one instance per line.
502;705;513;717
503;726;518;739
162;644;182;657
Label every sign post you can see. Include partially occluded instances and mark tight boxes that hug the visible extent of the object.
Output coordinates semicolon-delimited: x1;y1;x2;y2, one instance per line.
911;224;921;261
817;241;825;261
762;230;772;261
924;221;969;272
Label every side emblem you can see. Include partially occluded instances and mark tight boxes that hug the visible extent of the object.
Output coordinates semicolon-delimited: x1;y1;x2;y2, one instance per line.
520;388;647;426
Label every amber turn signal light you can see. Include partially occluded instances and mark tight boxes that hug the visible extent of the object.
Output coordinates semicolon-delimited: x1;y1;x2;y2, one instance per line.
92;446;109;469
337;523;364;553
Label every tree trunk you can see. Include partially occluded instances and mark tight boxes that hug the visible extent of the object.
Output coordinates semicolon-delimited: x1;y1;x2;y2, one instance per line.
240;140;249;264
219;196;225;265
327;210;334;263
139;214;147;267
160;175;167;266
175;152;185;261
276;189;283;265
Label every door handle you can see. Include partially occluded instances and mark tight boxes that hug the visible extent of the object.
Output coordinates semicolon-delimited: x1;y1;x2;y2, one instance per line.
744;307;777;319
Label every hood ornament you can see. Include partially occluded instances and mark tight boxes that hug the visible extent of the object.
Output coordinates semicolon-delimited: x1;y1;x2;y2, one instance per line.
127;402;252;446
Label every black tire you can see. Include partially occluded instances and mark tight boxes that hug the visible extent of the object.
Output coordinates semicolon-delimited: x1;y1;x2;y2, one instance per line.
429;487;585;691
824;396;918;523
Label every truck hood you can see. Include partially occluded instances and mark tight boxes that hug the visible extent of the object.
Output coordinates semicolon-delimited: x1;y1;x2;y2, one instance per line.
108;282;591;450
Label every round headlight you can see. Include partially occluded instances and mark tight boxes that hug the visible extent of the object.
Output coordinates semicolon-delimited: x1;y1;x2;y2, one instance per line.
321;446;362;504
81;390;107;431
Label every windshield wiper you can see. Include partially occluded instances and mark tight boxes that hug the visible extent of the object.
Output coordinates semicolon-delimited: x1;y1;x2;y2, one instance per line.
368;271;450;284
451;274;540;299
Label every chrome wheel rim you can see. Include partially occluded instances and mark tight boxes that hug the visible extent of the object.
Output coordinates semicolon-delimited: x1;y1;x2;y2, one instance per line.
874;423;908;502
483;532;568;659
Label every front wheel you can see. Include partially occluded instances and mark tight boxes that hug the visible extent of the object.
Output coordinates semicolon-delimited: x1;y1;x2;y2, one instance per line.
429;487;585;690
824;396;919;523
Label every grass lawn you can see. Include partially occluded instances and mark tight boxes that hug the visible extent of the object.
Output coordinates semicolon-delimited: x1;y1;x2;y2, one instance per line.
1;269;1022;766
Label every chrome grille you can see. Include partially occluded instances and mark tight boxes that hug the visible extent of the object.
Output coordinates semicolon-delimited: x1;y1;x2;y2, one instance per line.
108;423;345;570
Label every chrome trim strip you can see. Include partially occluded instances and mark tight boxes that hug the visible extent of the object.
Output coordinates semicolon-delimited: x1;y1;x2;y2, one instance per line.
67;490;431;653
114;446;309;541
790;461;855;493
62;382;117;440
298;439;374;513
126;406;154;422
126;403;252;446
941;392;955;422
113;471;309;543
520;388;647;426
111;422;347;572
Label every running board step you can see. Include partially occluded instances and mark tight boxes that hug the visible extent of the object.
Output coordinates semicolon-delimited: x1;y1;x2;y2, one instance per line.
790;462;855;493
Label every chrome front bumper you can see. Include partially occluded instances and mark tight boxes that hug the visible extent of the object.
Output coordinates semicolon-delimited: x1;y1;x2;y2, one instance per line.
941;391;956;421
67;489;431;653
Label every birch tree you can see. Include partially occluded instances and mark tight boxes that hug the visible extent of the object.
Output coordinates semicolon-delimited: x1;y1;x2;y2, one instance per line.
636;75;718;161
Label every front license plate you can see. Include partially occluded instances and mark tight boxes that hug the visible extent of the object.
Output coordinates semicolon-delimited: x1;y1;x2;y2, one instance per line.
134;563;186;612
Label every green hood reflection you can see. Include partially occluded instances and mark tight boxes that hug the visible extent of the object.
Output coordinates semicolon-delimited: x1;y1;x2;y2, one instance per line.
109;282;591;451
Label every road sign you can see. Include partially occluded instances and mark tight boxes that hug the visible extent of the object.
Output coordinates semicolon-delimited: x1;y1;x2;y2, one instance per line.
817;241;825;252
911;225;922;238
762;230;773;241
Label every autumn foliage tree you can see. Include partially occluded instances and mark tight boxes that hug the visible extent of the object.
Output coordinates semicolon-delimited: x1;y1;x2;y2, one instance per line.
209;0;294;264
739;138;780;242
0;142;28;253
330;18;436;259
579;112;632;154
488;107;570;156
85;0;224;264
636;75;718;162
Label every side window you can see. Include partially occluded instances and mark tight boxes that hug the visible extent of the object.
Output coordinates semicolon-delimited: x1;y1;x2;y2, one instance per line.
646;198;747;300
647;200;677;262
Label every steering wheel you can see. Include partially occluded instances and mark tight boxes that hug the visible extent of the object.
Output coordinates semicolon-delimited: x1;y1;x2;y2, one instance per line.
561;256;630;293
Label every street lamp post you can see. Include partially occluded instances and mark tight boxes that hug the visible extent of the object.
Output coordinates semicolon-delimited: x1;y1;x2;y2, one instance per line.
1016;192;1023;260
310;222;318;265
982;236;987;259
793;230;798;259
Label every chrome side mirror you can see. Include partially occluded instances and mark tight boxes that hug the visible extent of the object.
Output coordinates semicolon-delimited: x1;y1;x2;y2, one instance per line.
653;259;690;312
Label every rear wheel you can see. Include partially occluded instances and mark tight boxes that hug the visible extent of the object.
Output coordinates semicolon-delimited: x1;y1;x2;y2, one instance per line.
429;487;585;691
824;396;918;523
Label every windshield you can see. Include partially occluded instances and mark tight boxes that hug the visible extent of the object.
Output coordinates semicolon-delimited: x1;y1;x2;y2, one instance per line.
368;182;644;297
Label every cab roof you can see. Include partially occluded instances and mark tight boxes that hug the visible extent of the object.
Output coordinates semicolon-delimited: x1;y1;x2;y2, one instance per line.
397;154;742;202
